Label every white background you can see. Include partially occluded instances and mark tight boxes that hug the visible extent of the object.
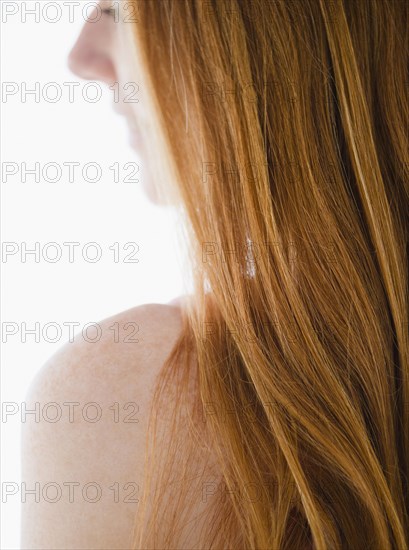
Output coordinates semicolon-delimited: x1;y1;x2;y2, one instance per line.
1;2;189;547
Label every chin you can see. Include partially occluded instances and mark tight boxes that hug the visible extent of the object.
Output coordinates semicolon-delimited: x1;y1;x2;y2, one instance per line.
137;147;177;207
142;174;167;206
143;180;161;204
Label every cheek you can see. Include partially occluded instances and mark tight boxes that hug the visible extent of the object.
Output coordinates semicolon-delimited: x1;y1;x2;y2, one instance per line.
115;29;148;116
115;27;169;205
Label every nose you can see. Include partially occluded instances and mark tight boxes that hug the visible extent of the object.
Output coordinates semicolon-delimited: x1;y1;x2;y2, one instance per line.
67;7;117;84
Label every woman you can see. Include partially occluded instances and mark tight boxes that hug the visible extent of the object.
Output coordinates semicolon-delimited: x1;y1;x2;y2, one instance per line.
21;0;408;548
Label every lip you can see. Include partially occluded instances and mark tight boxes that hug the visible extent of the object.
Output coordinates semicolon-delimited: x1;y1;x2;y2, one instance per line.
112;102;140;149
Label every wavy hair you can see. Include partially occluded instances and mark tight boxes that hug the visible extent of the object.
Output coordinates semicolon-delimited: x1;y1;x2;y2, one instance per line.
124;0;408;548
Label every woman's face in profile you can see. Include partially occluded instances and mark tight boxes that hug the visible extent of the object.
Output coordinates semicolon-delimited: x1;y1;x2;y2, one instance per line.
67;1;156;200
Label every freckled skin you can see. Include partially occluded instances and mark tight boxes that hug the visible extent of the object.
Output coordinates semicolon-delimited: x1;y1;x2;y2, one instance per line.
20;302;189;549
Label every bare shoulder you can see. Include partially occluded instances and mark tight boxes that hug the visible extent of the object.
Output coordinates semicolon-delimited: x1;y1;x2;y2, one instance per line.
26;301;185;397
21;302;186;550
